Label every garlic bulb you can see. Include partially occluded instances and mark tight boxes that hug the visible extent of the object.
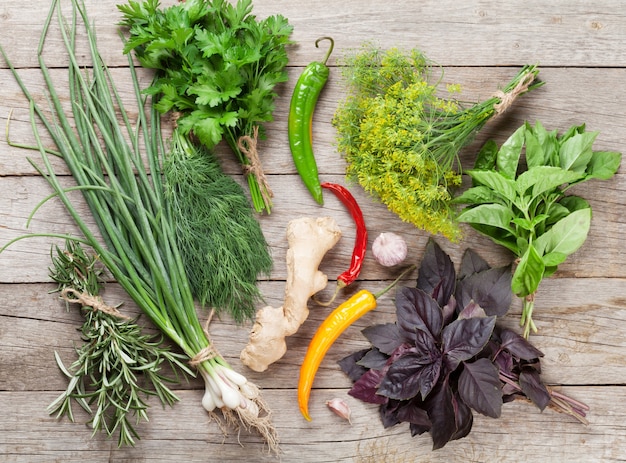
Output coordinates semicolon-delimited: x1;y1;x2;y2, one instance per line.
372;232;408;267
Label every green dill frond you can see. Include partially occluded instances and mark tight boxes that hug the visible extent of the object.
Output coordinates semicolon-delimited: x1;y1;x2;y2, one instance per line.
163;129;273;323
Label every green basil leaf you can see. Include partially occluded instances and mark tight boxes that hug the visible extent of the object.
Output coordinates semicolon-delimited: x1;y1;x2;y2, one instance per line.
470;224;520;255
452;185;501;205
496;125;525;179
524;130;545;169
541;252;568;267
586;151;622;180
544;202;571;225
534;208;591;257
559;131;598;173
456;204;515;234
514;165;574;196
530;167;584;199
511;244;544;297
528;120;560;167
559;195;590;213
511;214;549;232
474;139;499;171
466;170;517;202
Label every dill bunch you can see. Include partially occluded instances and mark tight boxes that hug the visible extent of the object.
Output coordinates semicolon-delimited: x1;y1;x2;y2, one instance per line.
164;128;273;323
333;45;541;241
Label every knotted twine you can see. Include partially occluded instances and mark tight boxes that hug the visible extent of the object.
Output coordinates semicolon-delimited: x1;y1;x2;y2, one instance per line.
61;287;130;320
492;69;537;116
237;126;273;207
189;309;220;367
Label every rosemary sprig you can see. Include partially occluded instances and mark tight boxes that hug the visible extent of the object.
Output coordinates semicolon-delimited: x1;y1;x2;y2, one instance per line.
47;240;191;447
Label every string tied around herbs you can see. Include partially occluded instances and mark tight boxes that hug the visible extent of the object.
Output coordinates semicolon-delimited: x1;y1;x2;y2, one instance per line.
492;69;537;116
189;309;221;367
237;125;274;206
61;287;130;320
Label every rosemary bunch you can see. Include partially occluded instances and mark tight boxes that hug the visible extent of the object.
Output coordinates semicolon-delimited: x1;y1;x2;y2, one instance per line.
48;240;190;447
333;45;542;241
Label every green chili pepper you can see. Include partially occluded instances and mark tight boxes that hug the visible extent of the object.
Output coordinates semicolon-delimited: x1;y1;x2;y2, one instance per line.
288;36;334;205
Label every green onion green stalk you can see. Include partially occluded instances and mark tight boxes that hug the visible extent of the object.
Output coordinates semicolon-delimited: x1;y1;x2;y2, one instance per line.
0;0;277;451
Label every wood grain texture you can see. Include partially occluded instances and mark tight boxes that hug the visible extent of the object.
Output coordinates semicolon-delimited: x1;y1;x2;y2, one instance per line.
1;0;625;461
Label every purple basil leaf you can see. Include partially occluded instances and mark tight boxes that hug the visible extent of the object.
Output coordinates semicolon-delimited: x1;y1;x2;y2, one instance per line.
425;379;456;450
443;316;496;370
379;399;402;428
378;352;442;400
458;358;503;418
357;347;389;370
348;369;387;404
519;368;551;411
338;349;369;382
362;323;403;355
450;392;474;442
455;266;512;317
499;328;544;360
410;421;432;437
396;396;431;430
396;287;443;341
416;239;456;306
494;349;514;376
442;294;457;325
459;248;491;280
458;300;487;319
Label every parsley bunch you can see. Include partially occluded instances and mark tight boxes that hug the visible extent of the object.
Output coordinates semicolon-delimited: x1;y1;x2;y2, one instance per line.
332;45;541;240
118;0;294;213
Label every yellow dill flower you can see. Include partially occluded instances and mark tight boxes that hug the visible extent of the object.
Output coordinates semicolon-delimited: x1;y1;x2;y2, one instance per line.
333;44;541;241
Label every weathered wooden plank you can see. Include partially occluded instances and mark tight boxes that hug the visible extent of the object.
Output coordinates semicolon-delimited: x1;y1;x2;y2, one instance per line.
0;386;623;462
2;277;626;393
1;0;625;68
1;66;625;176
0;171;624;285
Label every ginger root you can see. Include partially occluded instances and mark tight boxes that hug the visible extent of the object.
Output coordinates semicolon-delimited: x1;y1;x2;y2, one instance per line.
240;216;342;372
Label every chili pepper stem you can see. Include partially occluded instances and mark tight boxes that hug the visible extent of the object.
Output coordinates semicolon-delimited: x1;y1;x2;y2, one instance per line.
373;264;416;299
314;280;346;307
315;37;334;65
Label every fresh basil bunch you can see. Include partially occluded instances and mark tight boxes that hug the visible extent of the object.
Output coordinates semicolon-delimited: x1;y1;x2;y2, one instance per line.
455;121;621;337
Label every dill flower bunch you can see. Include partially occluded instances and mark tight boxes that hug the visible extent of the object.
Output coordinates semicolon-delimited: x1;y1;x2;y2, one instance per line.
333;45;541;241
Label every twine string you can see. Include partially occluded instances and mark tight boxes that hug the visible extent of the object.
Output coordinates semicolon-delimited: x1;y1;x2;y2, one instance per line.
237;126;273;206
493;70;536;116
61;287;130;320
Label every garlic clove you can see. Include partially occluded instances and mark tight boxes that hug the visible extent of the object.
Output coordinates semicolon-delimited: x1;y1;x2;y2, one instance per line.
325;398;352;424
372;232;408;267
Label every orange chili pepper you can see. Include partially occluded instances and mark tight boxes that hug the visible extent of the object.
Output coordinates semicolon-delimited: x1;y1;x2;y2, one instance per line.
298;265;416;421
298;289;376;421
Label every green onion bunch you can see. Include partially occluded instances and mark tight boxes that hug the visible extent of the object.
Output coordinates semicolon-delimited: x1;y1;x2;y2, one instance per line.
332;45;541;241
1;0;278;451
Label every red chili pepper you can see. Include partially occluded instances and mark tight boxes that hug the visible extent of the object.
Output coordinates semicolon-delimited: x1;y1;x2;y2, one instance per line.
320;182;367;304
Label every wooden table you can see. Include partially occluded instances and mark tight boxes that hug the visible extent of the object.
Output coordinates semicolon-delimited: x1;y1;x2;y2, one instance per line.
1;1;625;461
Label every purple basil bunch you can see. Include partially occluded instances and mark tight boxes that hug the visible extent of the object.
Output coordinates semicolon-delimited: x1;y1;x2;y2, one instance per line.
339;239;588;449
